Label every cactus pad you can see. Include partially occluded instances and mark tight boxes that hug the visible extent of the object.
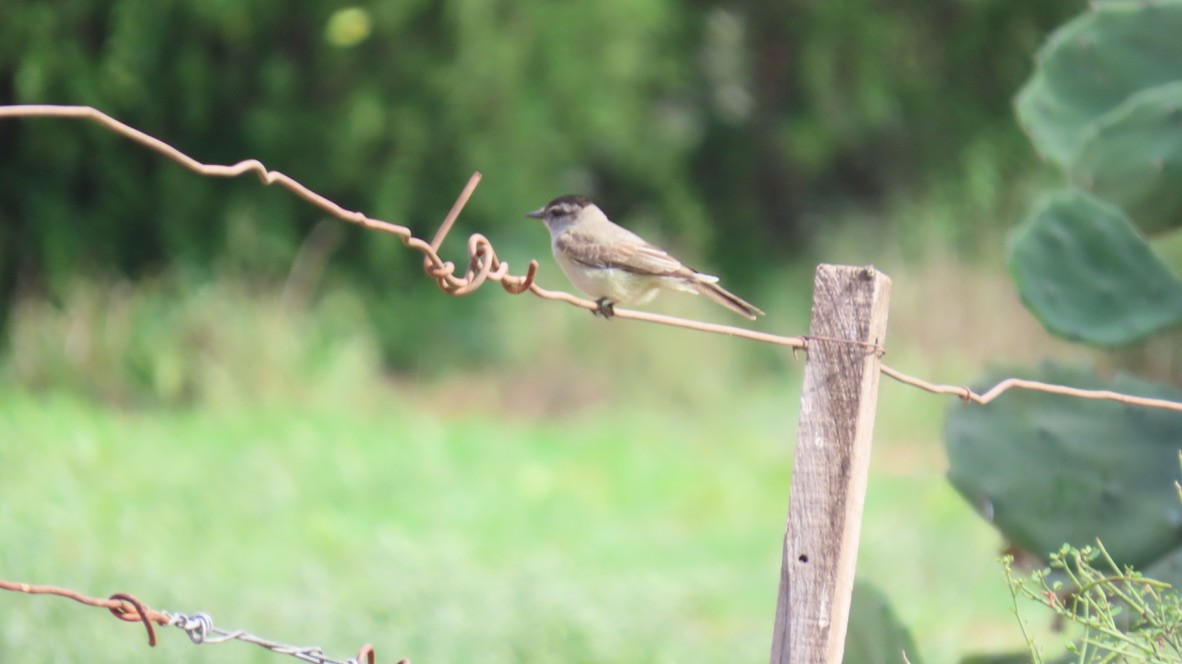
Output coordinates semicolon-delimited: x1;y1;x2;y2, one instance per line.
1008;190;1182;346
946;361;1182;569
1015;1;1182;167
844;582;923;664
1070;82;1182;234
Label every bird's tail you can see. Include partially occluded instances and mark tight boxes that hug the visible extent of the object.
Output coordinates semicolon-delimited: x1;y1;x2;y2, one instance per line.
693;280;765;320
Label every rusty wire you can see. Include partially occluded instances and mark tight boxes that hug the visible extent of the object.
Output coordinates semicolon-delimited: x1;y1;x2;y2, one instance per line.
879;365;1182;413
0;104;808;351
4;103;1182;664
0;580;391;664
2;103;1182;416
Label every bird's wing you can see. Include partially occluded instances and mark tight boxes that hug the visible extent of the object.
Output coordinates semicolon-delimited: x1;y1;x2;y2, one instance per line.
556;230;687;276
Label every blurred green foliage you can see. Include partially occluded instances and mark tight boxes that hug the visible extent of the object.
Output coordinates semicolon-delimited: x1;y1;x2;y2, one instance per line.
947;5;1182;660
1008;2;1182;348
0;0;1080;366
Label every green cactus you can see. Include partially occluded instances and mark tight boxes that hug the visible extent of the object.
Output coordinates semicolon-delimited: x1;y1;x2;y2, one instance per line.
1007;190;1182;346
945;361;1182;570
1014;0;1182;167
1143;541;1182;592
1070;82;1182;234
956;5;1182;658
844;582;923;664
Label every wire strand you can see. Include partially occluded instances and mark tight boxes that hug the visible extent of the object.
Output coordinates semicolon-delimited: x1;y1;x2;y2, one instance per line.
0;580;388;663
2;104;1180;416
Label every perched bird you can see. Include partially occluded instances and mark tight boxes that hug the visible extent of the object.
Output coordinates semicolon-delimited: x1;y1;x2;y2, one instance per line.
525;195;764;320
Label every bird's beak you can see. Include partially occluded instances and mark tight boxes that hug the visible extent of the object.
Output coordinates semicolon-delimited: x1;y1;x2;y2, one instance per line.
525;207;545;220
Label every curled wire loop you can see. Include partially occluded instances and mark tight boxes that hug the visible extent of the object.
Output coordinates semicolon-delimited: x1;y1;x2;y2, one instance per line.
5;105;1182;413
107;592;163;646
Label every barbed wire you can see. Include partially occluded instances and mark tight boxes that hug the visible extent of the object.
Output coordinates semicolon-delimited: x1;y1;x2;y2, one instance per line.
0;579;395;663
2;103;1181;419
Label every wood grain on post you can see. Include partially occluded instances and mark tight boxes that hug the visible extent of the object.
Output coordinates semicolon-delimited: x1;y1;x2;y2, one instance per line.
769;264;891;664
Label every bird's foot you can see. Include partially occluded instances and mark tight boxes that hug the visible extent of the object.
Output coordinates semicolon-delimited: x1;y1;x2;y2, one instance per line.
592;298;616;319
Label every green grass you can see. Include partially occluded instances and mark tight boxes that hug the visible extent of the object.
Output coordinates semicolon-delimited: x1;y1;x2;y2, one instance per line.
0;252;1076;663
0;385;787;662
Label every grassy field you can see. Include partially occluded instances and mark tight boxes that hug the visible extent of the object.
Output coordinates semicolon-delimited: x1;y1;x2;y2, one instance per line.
0;251;1080;663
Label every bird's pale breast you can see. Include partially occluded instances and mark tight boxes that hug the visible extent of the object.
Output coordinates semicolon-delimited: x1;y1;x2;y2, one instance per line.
552;241;692;304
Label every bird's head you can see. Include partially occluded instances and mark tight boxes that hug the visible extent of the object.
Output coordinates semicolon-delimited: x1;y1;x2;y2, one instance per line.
525;195;595;228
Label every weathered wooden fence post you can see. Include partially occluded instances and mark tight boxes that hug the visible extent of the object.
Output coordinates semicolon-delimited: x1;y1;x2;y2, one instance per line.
769;264;891;664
